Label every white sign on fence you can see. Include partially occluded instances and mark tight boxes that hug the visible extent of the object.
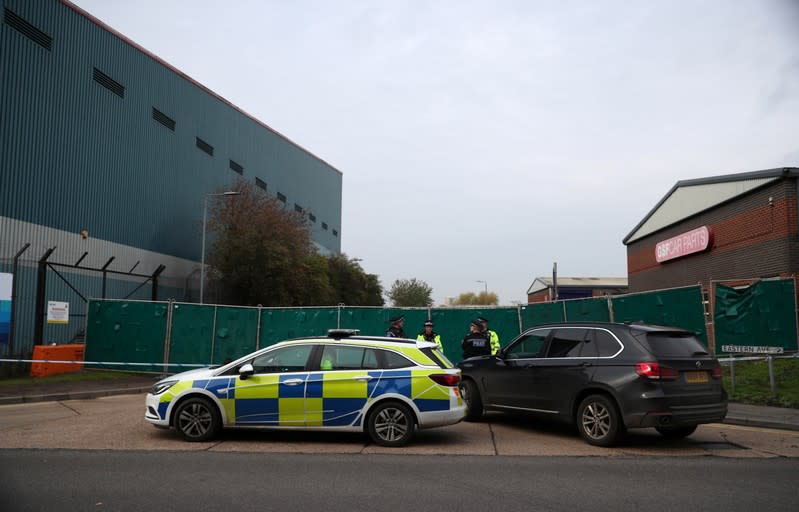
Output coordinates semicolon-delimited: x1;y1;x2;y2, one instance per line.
47;301;69;324
721;345;784;354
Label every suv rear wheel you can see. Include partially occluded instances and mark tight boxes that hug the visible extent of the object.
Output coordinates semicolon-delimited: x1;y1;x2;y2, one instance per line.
655;425;697;439
576;394;623;447
459;379;483;421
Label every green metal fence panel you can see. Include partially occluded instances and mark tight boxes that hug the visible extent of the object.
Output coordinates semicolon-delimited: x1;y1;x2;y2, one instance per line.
340;307;429;338
612;286;708;345
259;307;339;349
211;306;260;365
521;302;566;330
85;300;167;369
168;303;215;366
564;298;611;322
430;307;521;363
714;280;798;354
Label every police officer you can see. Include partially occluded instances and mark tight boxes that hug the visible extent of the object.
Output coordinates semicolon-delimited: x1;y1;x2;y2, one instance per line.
386;315;406;338
462;319;490;359
477;316;500;355
417;320;443;351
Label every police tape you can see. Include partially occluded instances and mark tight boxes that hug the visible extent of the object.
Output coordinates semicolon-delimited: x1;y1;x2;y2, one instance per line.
0;358;207;368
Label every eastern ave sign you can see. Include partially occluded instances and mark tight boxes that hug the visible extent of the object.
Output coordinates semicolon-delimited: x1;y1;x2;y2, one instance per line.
721;345;784;354
655;226;713;263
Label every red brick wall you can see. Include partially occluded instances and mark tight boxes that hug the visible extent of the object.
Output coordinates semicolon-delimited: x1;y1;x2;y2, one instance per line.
626;178;799;292
527;290;550;303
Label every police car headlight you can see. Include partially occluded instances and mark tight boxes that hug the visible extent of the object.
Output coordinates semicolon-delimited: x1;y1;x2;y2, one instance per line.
151;380;178;395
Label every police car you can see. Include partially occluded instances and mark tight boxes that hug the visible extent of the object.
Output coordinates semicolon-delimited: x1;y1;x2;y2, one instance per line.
145;329;465;447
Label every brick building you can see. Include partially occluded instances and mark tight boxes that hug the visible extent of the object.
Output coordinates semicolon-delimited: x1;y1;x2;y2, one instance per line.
623;167;799;292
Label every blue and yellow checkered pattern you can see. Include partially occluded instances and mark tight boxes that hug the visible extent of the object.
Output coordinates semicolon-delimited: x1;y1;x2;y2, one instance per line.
157;369;458;427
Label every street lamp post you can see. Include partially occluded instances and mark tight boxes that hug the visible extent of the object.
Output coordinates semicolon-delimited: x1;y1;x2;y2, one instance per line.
476;280;487;295
200;191;240;304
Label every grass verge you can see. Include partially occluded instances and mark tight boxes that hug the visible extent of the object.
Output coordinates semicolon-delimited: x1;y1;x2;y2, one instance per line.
722;358;799;409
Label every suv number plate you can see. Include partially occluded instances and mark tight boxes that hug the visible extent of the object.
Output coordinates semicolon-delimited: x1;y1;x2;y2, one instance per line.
685;371;709;384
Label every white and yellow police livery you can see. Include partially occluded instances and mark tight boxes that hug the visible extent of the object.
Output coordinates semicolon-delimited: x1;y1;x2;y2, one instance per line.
145;329;465;447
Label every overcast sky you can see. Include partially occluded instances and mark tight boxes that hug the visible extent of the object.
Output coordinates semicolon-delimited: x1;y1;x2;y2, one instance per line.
71;0;799;305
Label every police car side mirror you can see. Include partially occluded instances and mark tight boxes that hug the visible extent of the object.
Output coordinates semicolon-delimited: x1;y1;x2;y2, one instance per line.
239;363;254;380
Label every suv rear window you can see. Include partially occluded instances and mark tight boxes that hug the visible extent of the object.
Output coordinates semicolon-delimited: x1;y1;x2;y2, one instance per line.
640;332;709;358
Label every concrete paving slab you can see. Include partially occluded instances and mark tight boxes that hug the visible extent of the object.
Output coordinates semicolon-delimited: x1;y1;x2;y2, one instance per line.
363;421;496;456
0;401;78;430
701;423;799;458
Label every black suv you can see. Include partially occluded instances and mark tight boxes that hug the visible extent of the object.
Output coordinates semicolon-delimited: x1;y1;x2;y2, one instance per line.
457;322;727;446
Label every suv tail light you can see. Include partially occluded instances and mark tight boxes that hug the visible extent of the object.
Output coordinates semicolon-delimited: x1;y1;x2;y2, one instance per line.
711;367;722;379
429;374;460;387
636;362;679;380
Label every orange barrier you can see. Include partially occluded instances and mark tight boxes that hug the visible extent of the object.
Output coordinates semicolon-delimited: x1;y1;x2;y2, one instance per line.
30;344;85;377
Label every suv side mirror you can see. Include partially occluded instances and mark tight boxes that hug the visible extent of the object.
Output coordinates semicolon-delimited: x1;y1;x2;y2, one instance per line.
239;363;254;380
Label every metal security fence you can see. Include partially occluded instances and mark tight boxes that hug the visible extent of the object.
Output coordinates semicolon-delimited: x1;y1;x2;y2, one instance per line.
83;284;718;368
713;278;798;355
75;279;799;371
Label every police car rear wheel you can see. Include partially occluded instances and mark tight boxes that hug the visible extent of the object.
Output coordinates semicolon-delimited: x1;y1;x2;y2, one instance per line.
368;402;414;447
174;397;221;442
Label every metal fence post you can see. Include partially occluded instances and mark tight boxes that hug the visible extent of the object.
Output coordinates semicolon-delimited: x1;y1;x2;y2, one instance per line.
517;305;523;335
606;294;615;323
768;355;776;398
210;305;218;365
162;299;174;376
793;274;798;357
34;247;56;346
255;305;262;351
9;242;31;354
562;301;567;321
337;303;344;329
729;358;736;395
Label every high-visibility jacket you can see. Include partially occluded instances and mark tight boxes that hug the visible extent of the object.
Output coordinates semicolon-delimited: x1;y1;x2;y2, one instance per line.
488;330;500;355
417;332;443;352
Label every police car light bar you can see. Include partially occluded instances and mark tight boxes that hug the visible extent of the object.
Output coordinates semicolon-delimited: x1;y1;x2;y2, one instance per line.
328;329;360;339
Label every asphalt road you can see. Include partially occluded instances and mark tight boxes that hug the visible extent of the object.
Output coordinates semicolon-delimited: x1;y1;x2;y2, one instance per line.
1;450;797;511
2;395;799;510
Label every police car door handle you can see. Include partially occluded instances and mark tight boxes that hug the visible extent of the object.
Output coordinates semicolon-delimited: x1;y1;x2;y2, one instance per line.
283;378;304;386
354;375;373;382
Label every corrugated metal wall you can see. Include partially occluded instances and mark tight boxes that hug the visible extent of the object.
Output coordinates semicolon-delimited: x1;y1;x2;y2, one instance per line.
1;0;343;355
1;0;342;260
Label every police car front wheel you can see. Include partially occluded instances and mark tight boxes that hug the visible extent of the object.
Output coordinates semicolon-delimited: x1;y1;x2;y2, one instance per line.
174;397;222;442
367;401;415;447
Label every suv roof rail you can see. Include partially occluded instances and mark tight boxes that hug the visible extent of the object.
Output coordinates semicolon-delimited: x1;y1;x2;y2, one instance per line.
328;329;360;339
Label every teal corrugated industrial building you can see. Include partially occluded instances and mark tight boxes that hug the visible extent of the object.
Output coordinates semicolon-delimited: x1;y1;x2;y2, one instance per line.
0;0;343;357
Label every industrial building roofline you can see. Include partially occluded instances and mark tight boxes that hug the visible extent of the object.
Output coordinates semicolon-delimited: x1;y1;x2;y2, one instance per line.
60;0;342;176
622;167;799;245
526;277;628;295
